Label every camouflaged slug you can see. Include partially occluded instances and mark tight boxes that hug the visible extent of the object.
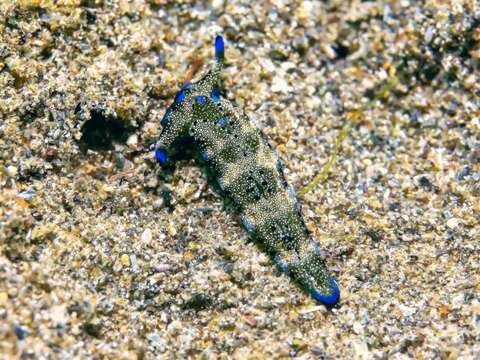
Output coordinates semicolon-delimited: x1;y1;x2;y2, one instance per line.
155;36;340;306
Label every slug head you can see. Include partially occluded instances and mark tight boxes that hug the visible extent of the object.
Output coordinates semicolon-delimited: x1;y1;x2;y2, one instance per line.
156;35;225;165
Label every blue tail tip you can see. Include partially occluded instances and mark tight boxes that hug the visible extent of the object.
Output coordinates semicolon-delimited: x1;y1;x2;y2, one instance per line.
155;149;168;166
309;277;340;306
215;35;224;60
195;95;207;106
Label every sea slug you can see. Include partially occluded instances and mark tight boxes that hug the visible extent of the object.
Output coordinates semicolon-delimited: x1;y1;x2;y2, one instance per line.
155;36;340;306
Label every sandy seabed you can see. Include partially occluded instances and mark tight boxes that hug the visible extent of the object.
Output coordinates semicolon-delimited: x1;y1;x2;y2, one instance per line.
0;1;479;358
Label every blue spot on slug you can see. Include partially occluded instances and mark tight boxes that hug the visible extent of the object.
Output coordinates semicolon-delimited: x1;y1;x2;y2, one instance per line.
200;151;209;161
161;107;173;126
155;149;168;166
310;239;321;256
287;186;298;205
211;88;221;102
215;35;224;60
308;277;340;306
217;118;226;128
217;178;225;191
274;255;288;272
240;215;254;232
175;90;186;105
195;95;207;106
182;83;192;90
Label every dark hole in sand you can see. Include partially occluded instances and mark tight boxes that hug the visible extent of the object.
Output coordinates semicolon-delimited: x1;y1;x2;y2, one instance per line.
181;293;212;311
79;110;132;150
333;41;350;59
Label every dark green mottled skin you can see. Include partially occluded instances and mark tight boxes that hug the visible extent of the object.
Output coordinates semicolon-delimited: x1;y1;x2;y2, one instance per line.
156;37;339;305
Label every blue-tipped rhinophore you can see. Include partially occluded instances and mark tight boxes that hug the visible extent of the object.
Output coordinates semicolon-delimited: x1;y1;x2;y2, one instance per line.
215;35;224;60
155;149;168;166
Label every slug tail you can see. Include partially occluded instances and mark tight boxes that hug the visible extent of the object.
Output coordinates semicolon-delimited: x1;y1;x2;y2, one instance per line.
277;249;341;307
308;277;340;307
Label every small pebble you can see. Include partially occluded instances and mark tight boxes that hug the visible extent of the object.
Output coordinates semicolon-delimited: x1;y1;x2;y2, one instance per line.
6;165;17;177
18;189;36;200
126;134;138;147
147;333;161;343
130;254;139;272
14;326;27;340
446;218;460;229
167;225;177;237
0;292;8;305
457;166;470;181
141;228;152;243
121;254;131;267
243;315;257;327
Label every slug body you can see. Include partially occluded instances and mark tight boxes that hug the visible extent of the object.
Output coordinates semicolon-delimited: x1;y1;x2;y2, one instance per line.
156;36;339;306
